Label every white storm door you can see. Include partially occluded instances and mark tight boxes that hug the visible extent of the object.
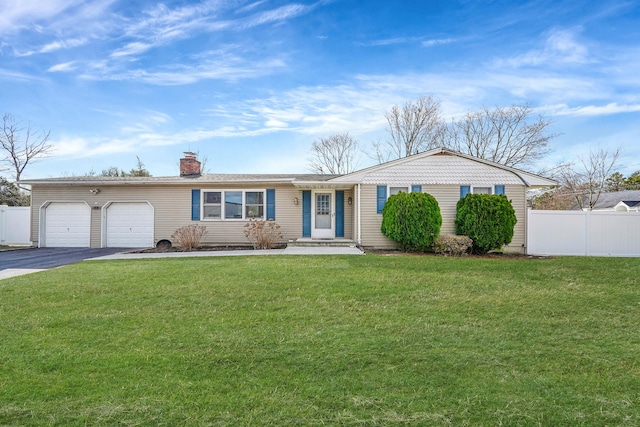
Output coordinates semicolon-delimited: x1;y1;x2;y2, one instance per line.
312;191;334;239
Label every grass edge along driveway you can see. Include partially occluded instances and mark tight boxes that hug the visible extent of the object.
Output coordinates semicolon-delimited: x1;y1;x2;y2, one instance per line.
1;255;639;426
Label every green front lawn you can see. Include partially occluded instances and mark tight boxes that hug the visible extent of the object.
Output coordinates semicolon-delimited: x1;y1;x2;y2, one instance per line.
1;255;639;426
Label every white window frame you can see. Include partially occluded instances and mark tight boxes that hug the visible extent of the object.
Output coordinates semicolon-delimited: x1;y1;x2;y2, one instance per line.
471;186;493;195
388;186;410;197
201;189;266;221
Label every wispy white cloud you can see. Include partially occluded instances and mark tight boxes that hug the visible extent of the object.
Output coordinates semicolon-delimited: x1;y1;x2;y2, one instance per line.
48;61;76;72
80;54;287;85
360;37;422;47
120;110;173;134
0;0;82;33
16;37;89;57
497;28;590;68
236;0;268;14
421;38;455;47
118;2;222;48
110;42;153;58
359;36;455;47
544;102;640;116
204;81;400;137
241;3;312;28
51;135;139;158
41;37;87;53
0;67;46;81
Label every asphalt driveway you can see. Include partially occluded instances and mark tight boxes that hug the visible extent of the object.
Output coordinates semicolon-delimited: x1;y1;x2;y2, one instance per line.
0;247;130;274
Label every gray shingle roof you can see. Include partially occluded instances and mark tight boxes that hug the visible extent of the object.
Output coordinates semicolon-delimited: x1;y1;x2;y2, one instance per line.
19;173;340;185
587;190;640;209
329;148;557;187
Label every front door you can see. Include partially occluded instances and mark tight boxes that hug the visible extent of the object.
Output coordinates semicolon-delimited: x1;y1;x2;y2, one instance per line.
312;191;334;239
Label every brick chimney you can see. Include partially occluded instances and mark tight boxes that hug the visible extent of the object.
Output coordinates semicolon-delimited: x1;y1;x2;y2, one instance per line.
180;152;201;177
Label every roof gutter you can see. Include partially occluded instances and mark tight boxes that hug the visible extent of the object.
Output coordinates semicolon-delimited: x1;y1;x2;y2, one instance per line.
18;177;300;186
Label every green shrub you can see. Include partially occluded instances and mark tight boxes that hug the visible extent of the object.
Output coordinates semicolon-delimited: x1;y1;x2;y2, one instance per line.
455;194;517;254
433;235;473;256
381;191;442;251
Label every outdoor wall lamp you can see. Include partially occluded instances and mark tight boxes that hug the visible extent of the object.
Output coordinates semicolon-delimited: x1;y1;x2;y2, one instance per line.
348;197;353;205
89;188;100;195
293;196;299;205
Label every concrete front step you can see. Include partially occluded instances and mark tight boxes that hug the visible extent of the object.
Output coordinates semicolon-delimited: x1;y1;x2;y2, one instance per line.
287;238;357;248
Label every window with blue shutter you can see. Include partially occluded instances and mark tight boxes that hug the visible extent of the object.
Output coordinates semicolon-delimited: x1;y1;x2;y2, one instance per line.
377;185;387;214
494;185;505;195
191;189;201;220
411;184;422;193
335;191;344;237
302;190;311;237
460;186;471;198
266;188;276;220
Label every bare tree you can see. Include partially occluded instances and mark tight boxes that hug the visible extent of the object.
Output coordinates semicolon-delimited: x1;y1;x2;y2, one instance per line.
530;186;575;210
557;146;621;210
447;105;555;169
379;95;444;161
1;113;53;184
308;132;360;174
195;150;209;174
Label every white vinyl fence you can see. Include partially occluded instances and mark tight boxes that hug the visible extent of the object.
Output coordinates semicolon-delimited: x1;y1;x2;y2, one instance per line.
0;205;31;245
527;209;640;257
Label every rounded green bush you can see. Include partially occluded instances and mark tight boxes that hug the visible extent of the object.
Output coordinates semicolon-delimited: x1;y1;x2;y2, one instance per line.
381;191;442;251
455;194;517;254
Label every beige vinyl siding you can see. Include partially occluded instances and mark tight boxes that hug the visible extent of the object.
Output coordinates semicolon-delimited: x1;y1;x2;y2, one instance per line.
273;187;302;242
358;184;527;252
359;185;399;249
422;185;460;236
30;183;356;248
30;185;183;248
343;189;354;240
504;184;526;253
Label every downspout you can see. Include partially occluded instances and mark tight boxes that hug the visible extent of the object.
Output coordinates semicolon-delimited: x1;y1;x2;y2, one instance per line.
357;184;362;245
525;205;530;255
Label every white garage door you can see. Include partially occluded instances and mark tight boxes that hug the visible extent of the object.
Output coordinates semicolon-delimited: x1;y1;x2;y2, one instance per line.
105;202;154;248
45;203;91;247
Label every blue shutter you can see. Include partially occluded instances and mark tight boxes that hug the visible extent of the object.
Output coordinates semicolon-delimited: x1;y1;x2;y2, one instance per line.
411;185;422;193
460;186;471;198
191;189;201;221
302;190;311;237
377;185;387;214
266;188;276;220
335;190;344;237
494;185;505;195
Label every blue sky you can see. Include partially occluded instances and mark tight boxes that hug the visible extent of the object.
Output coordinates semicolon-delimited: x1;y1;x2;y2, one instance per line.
1;0;639;179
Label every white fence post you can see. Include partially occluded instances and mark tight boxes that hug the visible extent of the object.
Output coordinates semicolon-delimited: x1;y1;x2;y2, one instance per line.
584;210;590;256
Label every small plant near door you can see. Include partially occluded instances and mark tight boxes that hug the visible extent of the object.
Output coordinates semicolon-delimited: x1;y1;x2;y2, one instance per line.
433;235;473;256
244;219;283;249
171;224;207;251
